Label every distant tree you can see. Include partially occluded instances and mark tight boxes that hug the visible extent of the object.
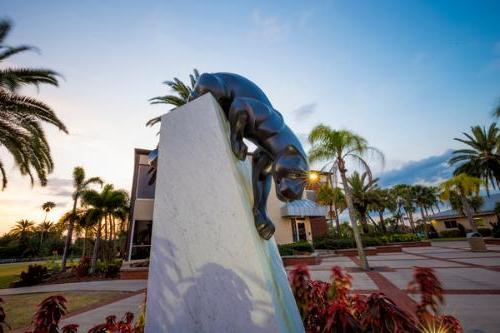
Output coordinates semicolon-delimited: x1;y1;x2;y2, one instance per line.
0;19;67;189
316;184;346;233
308;125;384;270
413;185;436;239
61;167;103;272
449;123;500;194
41;201;56;223
37;220;54;247
9;219;35;245
81;184;129;273
440;174;482;234
369;188;394;233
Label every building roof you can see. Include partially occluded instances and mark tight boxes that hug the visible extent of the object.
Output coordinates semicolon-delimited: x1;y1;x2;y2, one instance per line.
430;192;500;220
281;199;327;217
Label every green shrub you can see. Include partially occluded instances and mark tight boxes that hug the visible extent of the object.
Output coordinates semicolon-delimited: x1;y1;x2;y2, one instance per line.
439;229;463;238
96;259;123;278
12;264;49;287
0;245;21;259
361;237;386;247
73;256;91;277
313;238;355;250
278;241;314;256
478;228;492;237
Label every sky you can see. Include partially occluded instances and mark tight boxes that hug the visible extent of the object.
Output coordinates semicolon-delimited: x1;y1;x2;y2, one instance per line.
0;0;499;233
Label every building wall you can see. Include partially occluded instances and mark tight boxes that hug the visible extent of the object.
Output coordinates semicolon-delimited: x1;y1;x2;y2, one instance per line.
267;182;294;244
432;213;496;233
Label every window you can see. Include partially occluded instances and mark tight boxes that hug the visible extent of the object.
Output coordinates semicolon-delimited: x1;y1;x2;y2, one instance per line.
131;220;152;260
444;220;458;229
136;164;155;199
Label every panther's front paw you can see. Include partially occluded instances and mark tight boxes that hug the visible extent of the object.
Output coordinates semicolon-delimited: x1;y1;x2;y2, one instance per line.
231;140;248;161
254;212;275;240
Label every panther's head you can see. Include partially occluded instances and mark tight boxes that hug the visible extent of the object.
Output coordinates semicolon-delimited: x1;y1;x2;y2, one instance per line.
273;145;309;202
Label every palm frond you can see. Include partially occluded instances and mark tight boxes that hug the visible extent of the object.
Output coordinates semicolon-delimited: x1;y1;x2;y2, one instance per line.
0;68;60;91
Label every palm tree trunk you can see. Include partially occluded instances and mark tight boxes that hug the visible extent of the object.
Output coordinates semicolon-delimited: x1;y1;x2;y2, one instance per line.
339;164;369;270
420;206;430;239
334;207;341;234
90;220;102;274
378;211;386;232
83;228;87;257
461;196;478;233
408;210;416;233
61;197;77;272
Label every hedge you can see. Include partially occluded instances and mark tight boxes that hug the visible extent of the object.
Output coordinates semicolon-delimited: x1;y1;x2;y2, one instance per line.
278;241;314;256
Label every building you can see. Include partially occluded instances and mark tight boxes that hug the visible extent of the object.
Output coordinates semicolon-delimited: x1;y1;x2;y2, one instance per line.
125;148;329;260
430;193;500;234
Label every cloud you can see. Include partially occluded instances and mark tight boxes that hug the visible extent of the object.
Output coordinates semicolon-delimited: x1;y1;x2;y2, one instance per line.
379;150;454;187
251;10;290;41
293;103;317;120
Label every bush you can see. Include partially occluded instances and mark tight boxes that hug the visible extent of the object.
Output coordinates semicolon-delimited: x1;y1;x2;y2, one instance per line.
97;260;123;278
73;256;91;277
361;236;386;247
439;229;463;238
313;238;355;250
0;245;21;259
13;264;49;287
478;228;492;237
278;241;314;256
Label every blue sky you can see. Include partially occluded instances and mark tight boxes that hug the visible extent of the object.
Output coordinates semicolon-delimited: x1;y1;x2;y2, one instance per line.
0;1;499;231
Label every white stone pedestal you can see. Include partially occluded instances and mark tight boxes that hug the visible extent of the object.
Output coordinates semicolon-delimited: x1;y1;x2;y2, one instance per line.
145;94;304;333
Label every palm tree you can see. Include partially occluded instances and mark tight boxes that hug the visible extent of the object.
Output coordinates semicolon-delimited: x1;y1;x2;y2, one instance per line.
413;185;435;239
147;69;200;127
316;183;346;233
308;125;384;270
392;184;417;232
0;19;67;189
449;123;500;194
81;184;129;273
9;219;35;244
347;171;380;234
37;220;54;247
440;174;482;234
41;201;56;223
61;167;103;271
369;188;394;233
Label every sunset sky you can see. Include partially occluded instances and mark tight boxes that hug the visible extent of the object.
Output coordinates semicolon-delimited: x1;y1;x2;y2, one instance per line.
0;0;499;233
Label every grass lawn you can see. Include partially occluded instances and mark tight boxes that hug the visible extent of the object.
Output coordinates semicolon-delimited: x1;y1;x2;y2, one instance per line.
0;262;37;289
2;291;130;330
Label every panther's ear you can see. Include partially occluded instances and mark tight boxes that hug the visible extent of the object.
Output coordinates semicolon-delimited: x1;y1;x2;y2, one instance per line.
190;73;230;101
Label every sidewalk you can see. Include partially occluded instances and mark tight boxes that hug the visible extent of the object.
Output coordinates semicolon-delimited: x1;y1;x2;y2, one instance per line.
0;279;147;295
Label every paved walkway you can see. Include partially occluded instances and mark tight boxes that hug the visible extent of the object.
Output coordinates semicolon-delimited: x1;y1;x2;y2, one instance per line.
60;293;146;332
293;241;500;333
0;279;147;295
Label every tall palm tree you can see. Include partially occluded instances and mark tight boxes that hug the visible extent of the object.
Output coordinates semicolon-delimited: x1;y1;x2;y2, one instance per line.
81;184;129;273
9;219;35;244
308;125;384;270
347;171;380;234
147;69;200;127
41;201;56;223
316;183;346;233
61;167;103;271
0;19;67;189
449;123;500;194
440;174;482;234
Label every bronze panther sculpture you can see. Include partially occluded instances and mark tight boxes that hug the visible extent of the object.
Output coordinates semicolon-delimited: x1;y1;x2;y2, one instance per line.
188;72;309;240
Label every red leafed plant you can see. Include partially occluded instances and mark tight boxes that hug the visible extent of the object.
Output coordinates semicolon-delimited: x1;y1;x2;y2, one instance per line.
26;295;68;333
289;265;463;333
61;324;79;333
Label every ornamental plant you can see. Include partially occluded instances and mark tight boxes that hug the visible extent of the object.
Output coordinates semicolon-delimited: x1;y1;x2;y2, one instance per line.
289;264;463;333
